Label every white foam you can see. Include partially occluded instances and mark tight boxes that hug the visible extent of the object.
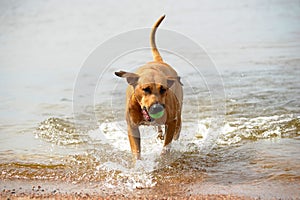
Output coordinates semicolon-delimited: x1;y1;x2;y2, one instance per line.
96;159;158;190
217;114;297;145
88;118;222;158
88;114;298;190
88;119;210;189
89;114;296;158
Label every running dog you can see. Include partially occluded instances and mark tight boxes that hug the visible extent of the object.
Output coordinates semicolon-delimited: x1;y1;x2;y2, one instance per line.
115;15;183;160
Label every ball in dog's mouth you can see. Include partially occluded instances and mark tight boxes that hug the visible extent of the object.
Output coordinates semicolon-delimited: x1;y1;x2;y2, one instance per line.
149;104;165;119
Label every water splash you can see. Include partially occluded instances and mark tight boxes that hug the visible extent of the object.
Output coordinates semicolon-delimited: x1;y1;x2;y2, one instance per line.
97;161;157;190
36;118;88;145
30;113;300;186
217;114;300;145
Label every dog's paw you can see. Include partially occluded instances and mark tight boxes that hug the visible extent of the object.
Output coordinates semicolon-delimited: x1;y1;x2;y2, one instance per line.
161;145;171;156
157;132;164;140
156;126;164;140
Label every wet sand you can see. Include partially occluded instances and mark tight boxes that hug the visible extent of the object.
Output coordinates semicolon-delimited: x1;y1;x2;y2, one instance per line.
4;174;299;200
1;180;254;200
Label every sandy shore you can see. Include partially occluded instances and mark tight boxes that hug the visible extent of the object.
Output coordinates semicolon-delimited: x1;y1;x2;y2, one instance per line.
1;194;252;200
0;179;257;200
1;191;253;200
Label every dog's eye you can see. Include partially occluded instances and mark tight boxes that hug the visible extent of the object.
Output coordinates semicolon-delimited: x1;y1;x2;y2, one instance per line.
143;87;151;94
160;86;167;94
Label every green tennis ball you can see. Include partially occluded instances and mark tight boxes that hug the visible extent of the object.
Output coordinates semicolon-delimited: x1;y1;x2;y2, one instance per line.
149;110;164;119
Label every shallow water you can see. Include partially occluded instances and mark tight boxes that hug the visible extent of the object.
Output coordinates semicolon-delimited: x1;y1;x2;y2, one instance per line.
0;0;300;198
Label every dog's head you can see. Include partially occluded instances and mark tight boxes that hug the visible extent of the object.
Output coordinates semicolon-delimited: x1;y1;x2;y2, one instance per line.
115;70;181;121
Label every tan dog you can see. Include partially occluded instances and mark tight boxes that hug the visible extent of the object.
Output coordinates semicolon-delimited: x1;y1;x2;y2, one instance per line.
115;15;183;160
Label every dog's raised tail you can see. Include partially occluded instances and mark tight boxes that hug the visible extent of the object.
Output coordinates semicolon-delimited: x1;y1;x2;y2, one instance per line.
150;15;165;62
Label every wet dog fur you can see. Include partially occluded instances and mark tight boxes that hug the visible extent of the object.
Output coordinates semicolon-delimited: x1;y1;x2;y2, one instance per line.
115;15;183;160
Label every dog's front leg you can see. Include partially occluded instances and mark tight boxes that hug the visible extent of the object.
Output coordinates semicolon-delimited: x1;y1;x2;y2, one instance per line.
162;120;177;155
127;124;141;160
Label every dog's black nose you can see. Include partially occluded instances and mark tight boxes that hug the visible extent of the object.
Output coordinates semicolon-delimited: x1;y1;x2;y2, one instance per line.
149;103;164;115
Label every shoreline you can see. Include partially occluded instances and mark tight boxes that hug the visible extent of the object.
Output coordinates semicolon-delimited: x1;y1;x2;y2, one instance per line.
1;179;299;200
1;185;254;200
0;180;252;200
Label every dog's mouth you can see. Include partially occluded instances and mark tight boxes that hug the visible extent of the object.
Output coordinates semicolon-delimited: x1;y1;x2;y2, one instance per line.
142;107;152;122
142;104;165;122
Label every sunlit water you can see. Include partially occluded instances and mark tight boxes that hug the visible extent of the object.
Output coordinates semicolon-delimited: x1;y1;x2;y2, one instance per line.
0;0;299;198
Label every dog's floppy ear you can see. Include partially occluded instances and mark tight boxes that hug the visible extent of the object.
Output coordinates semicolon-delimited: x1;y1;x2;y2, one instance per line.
115;71;139;86
167;76;183;88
